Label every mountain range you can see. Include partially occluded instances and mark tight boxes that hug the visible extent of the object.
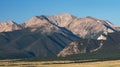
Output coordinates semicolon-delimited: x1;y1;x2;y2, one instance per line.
0;13;120;59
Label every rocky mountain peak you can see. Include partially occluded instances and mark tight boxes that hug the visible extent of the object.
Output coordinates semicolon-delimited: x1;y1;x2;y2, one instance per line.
0;21;21;32
0;20;15;25
23;15;51;28
0;14;118;38
56;13;73;18
46;13;77;27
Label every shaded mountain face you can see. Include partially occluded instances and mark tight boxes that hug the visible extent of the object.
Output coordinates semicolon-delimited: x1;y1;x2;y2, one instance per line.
0;29;78;58
0;15;79;59
0;13;119;59
58;31;120;57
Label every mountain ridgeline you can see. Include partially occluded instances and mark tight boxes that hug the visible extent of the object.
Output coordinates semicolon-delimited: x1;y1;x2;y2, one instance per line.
0;13;120;59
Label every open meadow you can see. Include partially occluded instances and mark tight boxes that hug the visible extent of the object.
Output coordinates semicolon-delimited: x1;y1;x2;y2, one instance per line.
0;60;120;67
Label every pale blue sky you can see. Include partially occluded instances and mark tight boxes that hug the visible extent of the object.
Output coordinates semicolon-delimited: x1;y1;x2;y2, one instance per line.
0;0;120;26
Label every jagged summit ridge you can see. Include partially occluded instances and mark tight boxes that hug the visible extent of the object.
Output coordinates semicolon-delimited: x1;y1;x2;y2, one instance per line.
47;13;77;27
0;13;118;39
0;21;21;32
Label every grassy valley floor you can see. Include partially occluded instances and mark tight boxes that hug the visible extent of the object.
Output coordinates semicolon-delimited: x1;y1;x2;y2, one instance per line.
0;60;120;67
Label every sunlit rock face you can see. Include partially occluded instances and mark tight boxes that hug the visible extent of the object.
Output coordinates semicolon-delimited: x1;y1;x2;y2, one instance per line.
0;21;21;32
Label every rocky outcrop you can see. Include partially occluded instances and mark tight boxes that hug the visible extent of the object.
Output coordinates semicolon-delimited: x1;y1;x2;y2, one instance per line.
115;26;120;31
57;39;101;57
58;31;120;57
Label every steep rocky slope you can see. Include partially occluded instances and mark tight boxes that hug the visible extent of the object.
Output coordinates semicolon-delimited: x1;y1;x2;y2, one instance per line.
0;13;119;59
0;15;79;58
57;39;101;57
46;14;118;38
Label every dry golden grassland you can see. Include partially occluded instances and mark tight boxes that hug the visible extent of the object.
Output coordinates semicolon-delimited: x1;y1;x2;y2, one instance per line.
0;60;120;67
